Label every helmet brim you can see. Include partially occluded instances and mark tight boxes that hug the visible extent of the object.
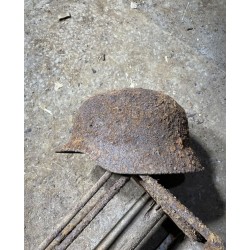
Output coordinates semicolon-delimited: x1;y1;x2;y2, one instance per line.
56;137;203;175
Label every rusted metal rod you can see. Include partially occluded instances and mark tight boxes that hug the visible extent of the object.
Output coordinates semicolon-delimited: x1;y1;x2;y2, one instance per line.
134;215;168;250
56;176;130;250
132;176;198;241
128;203;164;250
47;194;101;249
94;192;150;250
139;175;224;249
38;171;112;250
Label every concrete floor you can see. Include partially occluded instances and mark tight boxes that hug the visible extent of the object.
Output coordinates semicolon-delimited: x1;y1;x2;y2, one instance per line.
24;0;225;249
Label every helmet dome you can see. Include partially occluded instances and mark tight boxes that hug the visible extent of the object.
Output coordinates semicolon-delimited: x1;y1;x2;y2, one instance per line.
60;88;203;174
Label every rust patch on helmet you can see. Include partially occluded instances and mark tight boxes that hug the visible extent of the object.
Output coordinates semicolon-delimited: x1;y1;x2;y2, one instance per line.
59;88;203;174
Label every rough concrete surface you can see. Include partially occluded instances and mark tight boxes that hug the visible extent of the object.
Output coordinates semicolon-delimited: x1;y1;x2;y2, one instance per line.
24;0;225;249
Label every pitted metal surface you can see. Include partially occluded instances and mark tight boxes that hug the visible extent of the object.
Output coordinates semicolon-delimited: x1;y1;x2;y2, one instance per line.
61;88;202;174
57;88;224;250
25;0;226;248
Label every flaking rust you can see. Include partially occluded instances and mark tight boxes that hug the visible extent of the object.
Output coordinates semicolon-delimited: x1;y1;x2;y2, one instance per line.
61;88;203;174
139;175;224;249
58;88;225;249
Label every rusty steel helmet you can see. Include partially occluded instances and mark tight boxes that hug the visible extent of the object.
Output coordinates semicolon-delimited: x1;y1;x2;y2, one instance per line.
59;88;203;174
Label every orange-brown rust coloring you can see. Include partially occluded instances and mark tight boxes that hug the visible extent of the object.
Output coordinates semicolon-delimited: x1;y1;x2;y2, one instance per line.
61;88;203;175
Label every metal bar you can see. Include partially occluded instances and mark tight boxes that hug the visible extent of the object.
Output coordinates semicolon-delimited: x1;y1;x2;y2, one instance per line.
56;176;130;250
47;195;100;249
129;204;164;250
38;171;112;250
139;175;223;247
94;192;150;250
134;214;167;250
134;175;197;241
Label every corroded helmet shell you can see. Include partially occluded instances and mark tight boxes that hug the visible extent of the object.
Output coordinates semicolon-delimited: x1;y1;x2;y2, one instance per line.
60;88;203;174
